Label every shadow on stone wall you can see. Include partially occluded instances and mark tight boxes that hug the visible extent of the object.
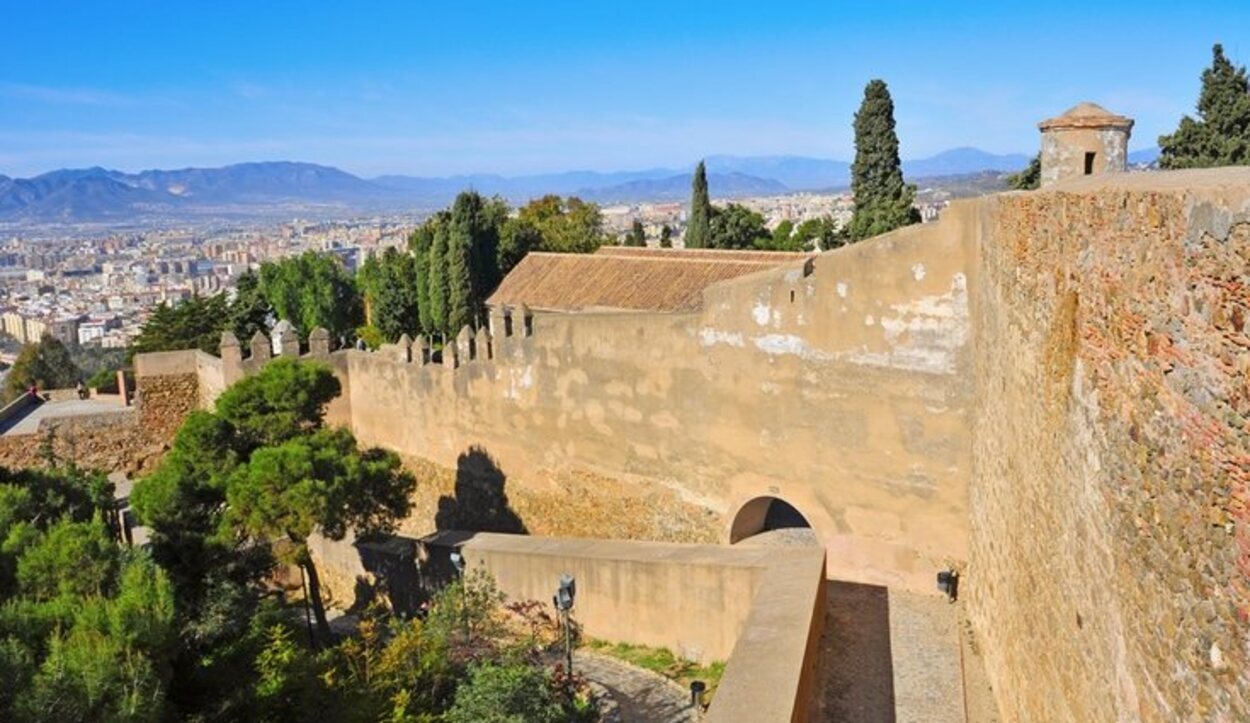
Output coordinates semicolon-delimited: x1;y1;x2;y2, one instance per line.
435;447;527;534
350;535;423;618
822;581;896;722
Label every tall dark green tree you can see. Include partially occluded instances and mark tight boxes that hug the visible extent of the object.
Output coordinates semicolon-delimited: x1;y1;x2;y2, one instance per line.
358;248;418;343
259;253;363;340
445;193;479;333
427;222;451;337
1159;44;1250;169
229;270;272;343
686;161;712;249
411;213;448;336
659;224;673;248
847;79;920;241
624;219;646;247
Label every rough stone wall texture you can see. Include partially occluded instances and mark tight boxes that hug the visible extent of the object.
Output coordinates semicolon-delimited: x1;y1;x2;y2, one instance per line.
341;211;977;592
969;169;1250;721
0;372;202;476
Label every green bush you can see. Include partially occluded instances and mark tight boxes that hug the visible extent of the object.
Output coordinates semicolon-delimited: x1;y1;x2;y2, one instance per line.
444;661;567;723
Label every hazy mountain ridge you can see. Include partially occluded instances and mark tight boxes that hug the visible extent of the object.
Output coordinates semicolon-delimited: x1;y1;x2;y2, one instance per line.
0;147;1085;224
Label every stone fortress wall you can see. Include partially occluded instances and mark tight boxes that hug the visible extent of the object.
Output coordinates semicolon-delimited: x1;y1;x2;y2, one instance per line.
128;167;1250;721
969;169;1250;721
339;206;977;593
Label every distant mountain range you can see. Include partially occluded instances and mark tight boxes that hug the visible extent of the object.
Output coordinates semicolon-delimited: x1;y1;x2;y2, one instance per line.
2;147;1153;225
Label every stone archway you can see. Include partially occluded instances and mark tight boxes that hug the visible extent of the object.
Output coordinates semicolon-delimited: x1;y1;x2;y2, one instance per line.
729;495;813;544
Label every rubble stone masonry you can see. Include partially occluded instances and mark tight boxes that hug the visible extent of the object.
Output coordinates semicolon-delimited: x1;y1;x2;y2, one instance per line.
969;169;1250;721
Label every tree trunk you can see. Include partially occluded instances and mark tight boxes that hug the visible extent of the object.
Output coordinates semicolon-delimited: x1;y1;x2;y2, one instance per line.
291;537;332;637
301;557;333;642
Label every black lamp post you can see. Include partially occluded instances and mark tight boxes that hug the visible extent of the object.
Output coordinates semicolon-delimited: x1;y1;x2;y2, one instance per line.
690;680;707;718
937;569;959;603
553;574;576;674
450;551;468;643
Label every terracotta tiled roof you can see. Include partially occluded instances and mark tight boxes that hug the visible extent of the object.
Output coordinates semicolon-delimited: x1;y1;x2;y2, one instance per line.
487;247;811;313
1039;102;1134;131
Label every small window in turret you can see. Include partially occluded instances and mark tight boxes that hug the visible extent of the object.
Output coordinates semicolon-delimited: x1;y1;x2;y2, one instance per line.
1084;152;1096;175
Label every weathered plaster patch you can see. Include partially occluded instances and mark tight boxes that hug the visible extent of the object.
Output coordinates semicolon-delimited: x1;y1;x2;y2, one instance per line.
504;365;535;399
752;334;833;361
844;273;969;375
912;263;926;281
752;300;771;326
836;282;849;299
699;327;745;348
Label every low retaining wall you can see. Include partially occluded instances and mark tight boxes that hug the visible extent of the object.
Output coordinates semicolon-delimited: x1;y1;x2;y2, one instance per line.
0;393;39;429
308;531;826;721
452;533;826;722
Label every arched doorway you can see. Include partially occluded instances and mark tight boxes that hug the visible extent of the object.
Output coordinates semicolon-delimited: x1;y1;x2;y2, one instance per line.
729;495;814;544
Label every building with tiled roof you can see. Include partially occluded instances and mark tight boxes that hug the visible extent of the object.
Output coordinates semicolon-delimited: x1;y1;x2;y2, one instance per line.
486;246;812;313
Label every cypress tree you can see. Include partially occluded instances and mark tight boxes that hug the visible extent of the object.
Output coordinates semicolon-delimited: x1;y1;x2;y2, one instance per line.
686;161;712;249
1159;44;1250;169
409;219;436;335
445;191;479;333
847;79;920;241
659;224;673;248
625;219;646;247
427;219;450;335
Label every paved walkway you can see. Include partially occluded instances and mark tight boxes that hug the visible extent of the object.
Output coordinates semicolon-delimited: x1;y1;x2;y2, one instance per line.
816;582;1000;723
572;651;694;723
1;398;131;436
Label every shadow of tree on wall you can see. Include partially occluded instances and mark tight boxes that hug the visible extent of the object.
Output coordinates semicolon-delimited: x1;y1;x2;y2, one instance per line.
435;446;527;534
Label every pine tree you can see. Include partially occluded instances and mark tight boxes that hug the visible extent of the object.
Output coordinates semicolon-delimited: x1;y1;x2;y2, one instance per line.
1159;44;1250;169
686;161;712;249
847;80;920;241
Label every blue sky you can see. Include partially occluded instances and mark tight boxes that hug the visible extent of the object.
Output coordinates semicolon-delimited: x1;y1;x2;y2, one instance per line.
0;1;1244;177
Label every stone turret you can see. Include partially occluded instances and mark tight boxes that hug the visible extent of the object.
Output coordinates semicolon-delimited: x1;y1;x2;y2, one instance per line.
457;325;475;362
220;331;243;384
309;327;331;356
443;335;459;369
416;335;431;366
273;319;299;357
250;331;271;362
397;333;413;363
475;326;492;361
1038;102;1134;187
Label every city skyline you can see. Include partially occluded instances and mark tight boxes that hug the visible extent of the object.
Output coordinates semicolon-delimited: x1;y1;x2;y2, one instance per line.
1;1;1246;177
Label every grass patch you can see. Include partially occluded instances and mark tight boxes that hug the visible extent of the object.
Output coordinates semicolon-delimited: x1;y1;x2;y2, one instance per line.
583;638;726;700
